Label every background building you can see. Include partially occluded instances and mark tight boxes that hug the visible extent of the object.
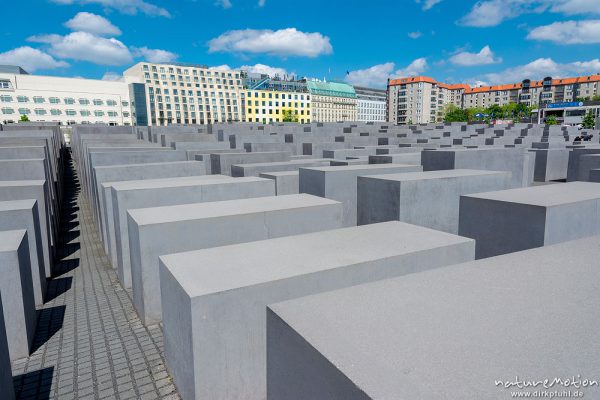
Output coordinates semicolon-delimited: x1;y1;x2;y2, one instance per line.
123;62;244;126
307;81;356;122
243;73;311;123
354;86;386;122
388;74;600;125
0;65;132;126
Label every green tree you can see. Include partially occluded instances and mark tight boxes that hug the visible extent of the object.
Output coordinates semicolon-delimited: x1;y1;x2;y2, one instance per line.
582;111;596;129
19;115;29;122
592;95;600;101
486;104;503;119
546;115;558;125
443;104;469;122
281;109;298;123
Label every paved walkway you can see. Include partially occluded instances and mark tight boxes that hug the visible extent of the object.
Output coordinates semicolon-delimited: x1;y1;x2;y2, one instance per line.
11;153;180;400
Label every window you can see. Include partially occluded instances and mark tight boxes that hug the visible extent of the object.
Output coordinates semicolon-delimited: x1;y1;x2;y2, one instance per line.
66;109;76;116
34;108;47;115
17;96;28;103
18;108;30;115
107;111;118;117
93;99;104;106
50;109;61;116
123;111;130;117
0;80;10;89
122;101;129;107
0;95;13;102
107;100;117;106
94;110;104;117
64;97;75;104
80;110;91;116
79;98;90;105
33;96;45;104
49;97;60;104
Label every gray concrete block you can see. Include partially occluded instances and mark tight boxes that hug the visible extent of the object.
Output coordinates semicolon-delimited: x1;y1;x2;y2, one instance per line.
0;200;47;305
358;169;512;233
231;159;330;177
267;235;600;400
422;148;534;187
576;154;600;182
529;148;570;182
459;182;600;258
0;181;51;272
590;169;600;182
128;194;343;325
94;161;206;253
368;153;422;165
0;294;15;400
259;171;299;195
159;221;475;400
111;176;275;288
299;164;423;226
210;151;291;176
0;230;36;361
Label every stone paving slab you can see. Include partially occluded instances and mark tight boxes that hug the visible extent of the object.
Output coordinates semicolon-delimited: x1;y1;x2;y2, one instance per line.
11;153;179;400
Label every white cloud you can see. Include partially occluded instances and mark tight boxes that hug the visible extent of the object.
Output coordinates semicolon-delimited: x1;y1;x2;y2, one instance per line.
345;58;428;88
101;71;124;81
416;0;443;10
27;34;63;44
479;57;600;84
215;0;232;8
46;31;133;65
240;63;289;77
408;31;423;39
0;46;69;72
208;28;333;58
527;20;600;44
64;12;122;36
258;0;266;6
450;45;502;66
132;46;177;63
213;64;231;70
51;0;170;17
459;0;599;27
395;58;428;77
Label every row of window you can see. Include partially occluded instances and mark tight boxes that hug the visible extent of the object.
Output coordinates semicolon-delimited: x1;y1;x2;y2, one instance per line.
0;95;127;106
249;101;308;108
247;117;310;124
142;64;240;79
144;72;241;87
248;109;309;116
248;92;309;100
1;107;127;117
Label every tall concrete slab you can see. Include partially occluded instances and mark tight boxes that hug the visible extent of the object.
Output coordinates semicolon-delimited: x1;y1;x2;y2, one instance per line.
0;230;36;361
111;176;275;287
299;164;422;226
0;200;47;304
267;236;600;400
128;194;343;325
357;169;512;233
259;171;299;195
459;182;600;258
210;151;291;175
0;294;16;400
159;222;475;400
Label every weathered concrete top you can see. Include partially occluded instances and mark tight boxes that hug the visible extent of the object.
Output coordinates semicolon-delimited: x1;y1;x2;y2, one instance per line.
110;175;231;191
361;169;508;182
268;235;600;399
302;164;420;173
128;194;339;225
0;229;26;252
259;171;299;177
464;181;600;206
0;180;45;188
0;199;36;212
160;221;474;298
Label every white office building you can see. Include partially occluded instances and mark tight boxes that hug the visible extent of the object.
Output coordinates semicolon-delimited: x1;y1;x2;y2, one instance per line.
355;86;387;122
0;65;132;126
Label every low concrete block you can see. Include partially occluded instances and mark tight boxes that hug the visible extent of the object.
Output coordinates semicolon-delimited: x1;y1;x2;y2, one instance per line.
211;151;291;175
267;235;600;400
368;153;422;165
0;230;36;361
0;294;16;400
0;200;47;305
357;169;512;233
129;194;343;325
231;159;329;177
300;164;422;226
111;176;275;288
159;221;475;400
529;148;569;182
459;181;600;258
259;171;299;195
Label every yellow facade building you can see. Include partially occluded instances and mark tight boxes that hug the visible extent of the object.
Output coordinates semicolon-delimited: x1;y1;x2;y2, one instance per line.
245;89;311;124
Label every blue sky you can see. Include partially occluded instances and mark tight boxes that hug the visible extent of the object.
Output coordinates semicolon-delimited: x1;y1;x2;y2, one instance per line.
1;0;599;88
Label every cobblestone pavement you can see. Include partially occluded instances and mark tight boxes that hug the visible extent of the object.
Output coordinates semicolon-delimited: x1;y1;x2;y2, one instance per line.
11;153;180;400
